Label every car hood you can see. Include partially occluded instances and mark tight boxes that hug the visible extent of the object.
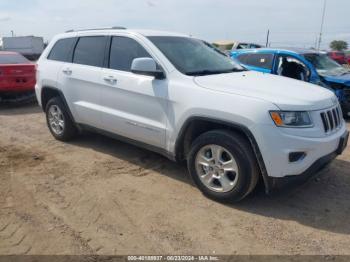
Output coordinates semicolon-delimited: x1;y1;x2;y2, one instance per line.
322;73;350;87
194;71;336;111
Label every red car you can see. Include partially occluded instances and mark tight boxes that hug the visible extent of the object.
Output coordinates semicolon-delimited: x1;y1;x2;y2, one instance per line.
0;51;36;102
327;51;347;64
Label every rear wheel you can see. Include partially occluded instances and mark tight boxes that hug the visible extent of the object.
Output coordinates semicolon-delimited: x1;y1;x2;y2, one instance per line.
187;130;260;202
45;97;78;141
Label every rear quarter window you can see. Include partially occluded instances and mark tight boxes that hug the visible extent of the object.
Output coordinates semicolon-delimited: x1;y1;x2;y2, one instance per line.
48;38;77;62
237;53;274;69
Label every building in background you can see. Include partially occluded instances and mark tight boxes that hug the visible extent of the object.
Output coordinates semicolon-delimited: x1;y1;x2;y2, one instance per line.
2;36;44;60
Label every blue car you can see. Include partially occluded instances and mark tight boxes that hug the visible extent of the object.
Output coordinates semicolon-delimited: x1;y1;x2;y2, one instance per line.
231;48;350;117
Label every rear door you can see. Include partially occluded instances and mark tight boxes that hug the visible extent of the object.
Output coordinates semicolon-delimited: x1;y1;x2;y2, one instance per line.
58;36;108;128
39;37;77;103
236;52;274;73
100;36;168;148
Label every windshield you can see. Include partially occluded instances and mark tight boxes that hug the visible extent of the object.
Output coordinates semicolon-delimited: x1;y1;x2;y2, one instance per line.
304;53;348;76
0;53;29;64
148;36;244;76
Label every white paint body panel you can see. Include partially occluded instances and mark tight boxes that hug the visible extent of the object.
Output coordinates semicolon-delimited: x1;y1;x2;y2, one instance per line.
35;29;348;178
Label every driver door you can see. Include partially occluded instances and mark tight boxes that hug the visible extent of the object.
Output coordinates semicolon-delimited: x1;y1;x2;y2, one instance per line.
100;36;168;149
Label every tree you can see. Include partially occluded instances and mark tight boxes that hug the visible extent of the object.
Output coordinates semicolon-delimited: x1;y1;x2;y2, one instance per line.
330;40;348;51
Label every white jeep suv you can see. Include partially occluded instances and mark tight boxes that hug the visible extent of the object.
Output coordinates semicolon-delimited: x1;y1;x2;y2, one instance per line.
35;28;349;202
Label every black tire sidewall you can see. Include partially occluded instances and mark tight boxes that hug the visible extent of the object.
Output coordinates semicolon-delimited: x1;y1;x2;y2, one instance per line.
188;131;257;202
45;97;76;141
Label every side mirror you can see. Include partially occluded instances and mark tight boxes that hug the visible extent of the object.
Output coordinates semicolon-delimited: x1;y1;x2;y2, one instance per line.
131;57;165;79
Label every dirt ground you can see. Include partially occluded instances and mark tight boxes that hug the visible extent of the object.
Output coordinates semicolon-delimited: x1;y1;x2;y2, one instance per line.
0;103;349;255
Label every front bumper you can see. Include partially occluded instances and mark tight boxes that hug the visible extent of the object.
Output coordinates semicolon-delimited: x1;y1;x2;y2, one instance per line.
253;118;348;180
266;130;348;192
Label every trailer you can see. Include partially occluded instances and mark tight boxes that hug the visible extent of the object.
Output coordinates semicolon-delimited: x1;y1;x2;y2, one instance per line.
2;36;44;60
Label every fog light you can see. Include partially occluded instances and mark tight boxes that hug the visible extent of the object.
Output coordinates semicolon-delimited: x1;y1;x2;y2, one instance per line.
289;152;306;163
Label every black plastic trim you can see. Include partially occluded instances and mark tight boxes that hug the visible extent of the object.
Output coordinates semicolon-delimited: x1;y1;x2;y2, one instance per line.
175;116;271;192
268;130;348;193
268;151;337;192
41;86;76;127
78;124;175;160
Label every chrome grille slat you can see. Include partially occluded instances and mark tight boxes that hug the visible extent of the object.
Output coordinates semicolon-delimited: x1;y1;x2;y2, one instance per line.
320;105;342;133
332;109;338;127
327;111;333;130
320;113;329;132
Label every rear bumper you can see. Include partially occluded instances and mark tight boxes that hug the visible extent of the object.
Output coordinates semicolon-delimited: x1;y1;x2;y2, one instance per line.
0;85;35;93
266;130;349;193
0;90;36;103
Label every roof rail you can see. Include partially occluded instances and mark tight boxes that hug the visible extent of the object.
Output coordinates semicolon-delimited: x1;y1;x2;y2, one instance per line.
65;26;127;33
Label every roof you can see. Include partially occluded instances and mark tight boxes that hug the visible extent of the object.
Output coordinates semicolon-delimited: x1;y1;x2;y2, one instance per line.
132;29;189;37
63;27;189;38
233;47;323;55
271;47;321;54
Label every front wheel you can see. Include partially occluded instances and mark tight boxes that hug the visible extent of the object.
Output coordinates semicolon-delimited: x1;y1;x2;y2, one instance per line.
187;130;260;202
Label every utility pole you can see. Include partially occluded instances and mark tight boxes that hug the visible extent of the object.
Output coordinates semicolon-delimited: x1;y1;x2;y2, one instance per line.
266;29;270;47
314;35;318;49
317;0;327;51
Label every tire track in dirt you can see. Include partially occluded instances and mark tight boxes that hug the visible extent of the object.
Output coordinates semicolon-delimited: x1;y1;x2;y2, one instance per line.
1;105;350;255
0;138;164;254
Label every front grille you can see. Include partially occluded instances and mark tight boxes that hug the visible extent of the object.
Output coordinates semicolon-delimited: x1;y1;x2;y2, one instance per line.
320;106;342;133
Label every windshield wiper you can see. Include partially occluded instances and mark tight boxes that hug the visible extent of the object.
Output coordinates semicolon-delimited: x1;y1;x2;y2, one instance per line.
185;68;245;76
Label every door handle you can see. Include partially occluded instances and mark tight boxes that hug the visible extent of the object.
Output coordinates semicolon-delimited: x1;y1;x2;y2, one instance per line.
62;68;72;75
103;76;117;84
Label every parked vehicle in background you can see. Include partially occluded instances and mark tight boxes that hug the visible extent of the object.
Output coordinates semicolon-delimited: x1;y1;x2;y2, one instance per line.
328;51;347;65
2;36;44;61
231;48;350;117
0;51;36;103
346;55;350;65
212;40;262;54
35;28;348;202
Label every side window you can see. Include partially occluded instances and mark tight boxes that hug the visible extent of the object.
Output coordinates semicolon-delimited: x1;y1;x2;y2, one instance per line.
237;43;249;49
276;55;310;82
47;38;77;62
237;53;274;69
109;36;151;72
73;36;107;67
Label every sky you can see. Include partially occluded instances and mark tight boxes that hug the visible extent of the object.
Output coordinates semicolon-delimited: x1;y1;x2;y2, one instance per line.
0;0;349;49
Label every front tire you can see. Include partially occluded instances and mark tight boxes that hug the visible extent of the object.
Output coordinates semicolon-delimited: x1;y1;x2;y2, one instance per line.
45;97;78;141
187;130;260;202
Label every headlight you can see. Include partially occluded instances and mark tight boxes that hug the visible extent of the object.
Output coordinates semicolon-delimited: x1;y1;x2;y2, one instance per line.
270;111;313;128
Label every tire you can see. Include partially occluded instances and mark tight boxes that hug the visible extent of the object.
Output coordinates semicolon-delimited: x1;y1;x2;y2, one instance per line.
45;97;78;141
187;130;260;202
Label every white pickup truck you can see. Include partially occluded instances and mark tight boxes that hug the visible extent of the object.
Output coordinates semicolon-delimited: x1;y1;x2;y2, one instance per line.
35;28;348;202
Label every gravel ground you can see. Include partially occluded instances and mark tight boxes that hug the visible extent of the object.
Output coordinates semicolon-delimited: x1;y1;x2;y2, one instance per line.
0;103;349;255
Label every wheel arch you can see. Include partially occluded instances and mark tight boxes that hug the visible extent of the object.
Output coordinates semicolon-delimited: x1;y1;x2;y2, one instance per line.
41;86;76;124
174;116;271;193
